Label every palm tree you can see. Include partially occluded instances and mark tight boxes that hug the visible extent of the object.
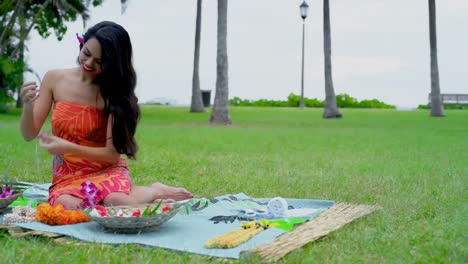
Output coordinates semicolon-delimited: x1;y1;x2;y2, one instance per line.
322;0;342;118
190;0;204;113
7;0;91;108
0;1;20;52
7;0;129;108
428;0;445;117
209;0;231;125
9;0;90;59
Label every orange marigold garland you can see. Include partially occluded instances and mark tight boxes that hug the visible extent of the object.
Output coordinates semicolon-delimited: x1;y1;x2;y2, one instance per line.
35;203;90;225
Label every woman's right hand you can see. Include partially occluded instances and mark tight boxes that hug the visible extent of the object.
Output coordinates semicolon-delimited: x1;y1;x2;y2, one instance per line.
20;82;39;107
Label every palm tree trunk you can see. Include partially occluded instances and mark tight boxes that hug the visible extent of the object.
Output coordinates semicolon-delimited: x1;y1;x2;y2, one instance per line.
428;0;445;117
15;0;26;108
0;1;20;54
209;0;232;125
322;0;342;119
0;0;16;26
190;0;205;113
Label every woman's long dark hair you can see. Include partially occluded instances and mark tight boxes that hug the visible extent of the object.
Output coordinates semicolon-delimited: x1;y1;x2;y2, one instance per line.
80;21;140;159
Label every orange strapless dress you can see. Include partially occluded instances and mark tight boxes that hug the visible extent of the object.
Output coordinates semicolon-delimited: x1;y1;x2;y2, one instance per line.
48;101;132;205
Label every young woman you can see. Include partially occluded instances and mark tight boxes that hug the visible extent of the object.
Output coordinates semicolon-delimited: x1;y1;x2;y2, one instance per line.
20;21;194;209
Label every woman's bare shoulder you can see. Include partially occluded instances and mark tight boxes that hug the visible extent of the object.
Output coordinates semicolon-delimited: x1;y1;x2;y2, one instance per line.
44;68;78;81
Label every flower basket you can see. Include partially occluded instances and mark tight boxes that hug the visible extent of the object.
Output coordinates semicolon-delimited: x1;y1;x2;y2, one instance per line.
0;192;22;213
88;202;185;233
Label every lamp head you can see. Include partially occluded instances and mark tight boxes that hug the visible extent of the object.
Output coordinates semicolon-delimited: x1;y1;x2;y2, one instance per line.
300;0;309;19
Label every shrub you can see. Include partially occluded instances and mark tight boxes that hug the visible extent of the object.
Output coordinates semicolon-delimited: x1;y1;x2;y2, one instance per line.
230;93;395;109
418;104;466;110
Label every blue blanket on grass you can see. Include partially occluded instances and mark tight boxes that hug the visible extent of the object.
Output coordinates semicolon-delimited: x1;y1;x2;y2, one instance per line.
1;187;334;259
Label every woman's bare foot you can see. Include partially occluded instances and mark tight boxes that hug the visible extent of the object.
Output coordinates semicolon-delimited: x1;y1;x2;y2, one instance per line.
151;182;194;201
153;198;175;204
53;194;83;209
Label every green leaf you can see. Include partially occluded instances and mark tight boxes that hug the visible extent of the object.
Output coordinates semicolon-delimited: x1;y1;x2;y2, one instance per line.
142;205;151;216
150;200;164;216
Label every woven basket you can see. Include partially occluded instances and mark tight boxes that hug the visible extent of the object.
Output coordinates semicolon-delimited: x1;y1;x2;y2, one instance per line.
0;192;22;213
89;202;184;233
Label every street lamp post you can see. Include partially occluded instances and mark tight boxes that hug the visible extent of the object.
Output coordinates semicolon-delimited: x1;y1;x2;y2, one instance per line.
299;0;309;109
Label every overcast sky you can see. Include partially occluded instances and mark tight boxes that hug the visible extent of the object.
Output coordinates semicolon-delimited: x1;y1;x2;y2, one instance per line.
25;0;468;108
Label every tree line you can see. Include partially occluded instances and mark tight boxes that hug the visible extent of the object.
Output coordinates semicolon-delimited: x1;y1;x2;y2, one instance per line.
0;0;446;121
230;93;396;109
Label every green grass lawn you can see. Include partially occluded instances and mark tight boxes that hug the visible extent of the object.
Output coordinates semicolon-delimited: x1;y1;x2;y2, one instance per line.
0;106;466;263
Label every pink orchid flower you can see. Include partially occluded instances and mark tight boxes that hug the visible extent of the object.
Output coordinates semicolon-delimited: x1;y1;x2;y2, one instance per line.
76;33;84;44
0;186;14;198
79;180;101;209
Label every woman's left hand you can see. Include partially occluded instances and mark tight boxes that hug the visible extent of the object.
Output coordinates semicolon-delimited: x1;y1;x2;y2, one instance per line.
39;135;74;155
